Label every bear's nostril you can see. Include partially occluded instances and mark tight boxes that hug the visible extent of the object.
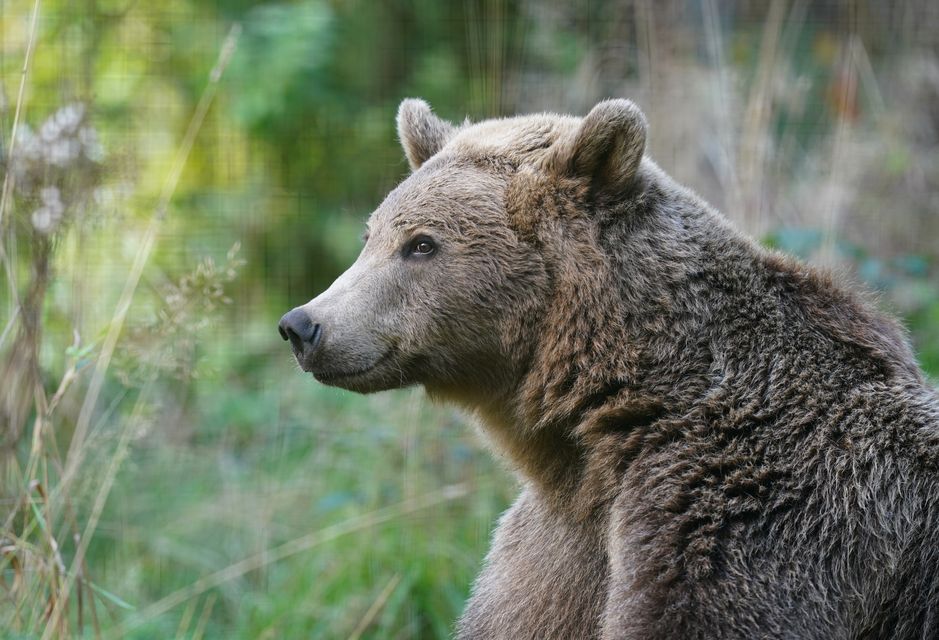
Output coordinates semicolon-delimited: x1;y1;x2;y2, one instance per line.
309;323;322;351
285;326;305;356
278;308;324;357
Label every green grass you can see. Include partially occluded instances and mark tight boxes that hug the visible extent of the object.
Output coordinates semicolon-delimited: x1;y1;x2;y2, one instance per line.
73;325;513;639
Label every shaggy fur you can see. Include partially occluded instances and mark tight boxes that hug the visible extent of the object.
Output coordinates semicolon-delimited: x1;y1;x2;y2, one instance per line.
282;98;939;639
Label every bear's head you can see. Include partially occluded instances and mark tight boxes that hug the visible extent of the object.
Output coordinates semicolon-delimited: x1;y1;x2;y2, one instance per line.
279;98;648;411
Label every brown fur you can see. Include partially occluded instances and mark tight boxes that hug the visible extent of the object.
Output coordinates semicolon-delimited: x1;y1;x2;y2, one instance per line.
280;98;939;639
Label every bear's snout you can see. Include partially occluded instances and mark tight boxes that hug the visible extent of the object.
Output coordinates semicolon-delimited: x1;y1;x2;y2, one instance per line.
278;307;323;368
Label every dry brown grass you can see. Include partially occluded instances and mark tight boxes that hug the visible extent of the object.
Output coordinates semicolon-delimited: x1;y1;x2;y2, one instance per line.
0;22;243;639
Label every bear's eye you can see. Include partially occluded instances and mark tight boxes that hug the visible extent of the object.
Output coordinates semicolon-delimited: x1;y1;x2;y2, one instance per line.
405;236;436;259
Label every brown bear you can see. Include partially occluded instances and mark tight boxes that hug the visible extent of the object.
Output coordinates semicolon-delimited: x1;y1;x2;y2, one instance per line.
278;98;939;639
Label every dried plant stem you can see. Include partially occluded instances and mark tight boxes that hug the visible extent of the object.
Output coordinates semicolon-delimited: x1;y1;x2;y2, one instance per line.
0;0;42;451
0;304;19;348
739;0;786;236
0;0;41;225
190;594;217;640
173;599;199;639
58;22;242;502
853;39;885;117
41;382;152;640
634;0;658;114
702;0;744;219
38;23;242;638
0;0;41;306
820;38;859;263
347;573;402;640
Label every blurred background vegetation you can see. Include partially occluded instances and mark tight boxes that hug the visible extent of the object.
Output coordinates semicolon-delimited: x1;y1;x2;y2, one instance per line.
0;0;937;637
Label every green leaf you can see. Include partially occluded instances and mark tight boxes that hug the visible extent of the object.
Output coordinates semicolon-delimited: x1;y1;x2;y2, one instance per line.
88;580;136;611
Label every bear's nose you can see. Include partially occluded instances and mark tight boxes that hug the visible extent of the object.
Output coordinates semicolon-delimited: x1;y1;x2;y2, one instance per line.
278;307;323;359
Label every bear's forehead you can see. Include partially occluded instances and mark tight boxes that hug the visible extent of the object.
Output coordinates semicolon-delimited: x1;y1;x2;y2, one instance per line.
443;113;581;165
372;161;508;231
369;114;583;233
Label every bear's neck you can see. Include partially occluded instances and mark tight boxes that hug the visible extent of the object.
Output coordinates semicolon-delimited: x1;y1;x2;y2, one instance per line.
474;177;741;512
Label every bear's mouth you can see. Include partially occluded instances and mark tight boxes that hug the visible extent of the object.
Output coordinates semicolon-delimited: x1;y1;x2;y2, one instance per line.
311;348;396;384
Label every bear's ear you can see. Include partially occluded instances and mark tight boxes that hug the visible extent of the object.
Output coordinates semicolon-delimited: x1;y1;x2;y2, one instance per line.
557;99;647;199
396;98;455;171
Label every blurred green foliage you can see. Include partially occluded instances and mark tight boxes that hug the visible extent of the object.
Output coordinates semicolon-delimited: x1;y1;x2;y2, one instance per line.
1;0;938;638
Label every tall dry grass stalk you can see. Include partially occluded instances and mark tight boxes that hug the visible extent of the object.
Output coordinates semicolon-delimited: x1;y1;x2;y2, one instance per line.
0;0;42;453
1;22;242;639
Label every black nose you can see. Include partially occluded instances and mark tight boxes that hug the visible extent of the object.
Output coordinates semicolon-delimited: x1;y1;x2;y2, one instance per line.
278;308;322;358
